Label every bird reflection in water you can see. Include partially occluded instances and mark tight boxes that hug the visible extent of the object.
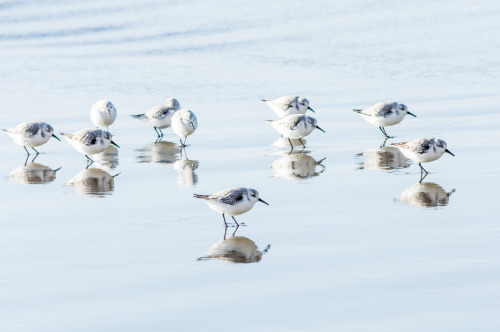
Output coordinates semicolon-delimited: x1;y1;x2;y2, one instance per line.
198;226;270;264
67;167;119;196
9;162;61;184
136;140;200;187
173;159;199;187
135;140;180;164
271;150;325;180
93;145;119;169
356;146;410;171
397;182;455;208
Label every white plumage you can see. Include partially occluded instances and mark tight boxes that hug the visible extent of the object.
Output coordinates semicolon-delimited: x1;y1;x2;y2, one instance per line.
262;95;315;118
90;100;117;128
353;101;416;138
2;121;61;154
171;109;198;146
194;187;269;226
130;98;181;137
61;128;119;163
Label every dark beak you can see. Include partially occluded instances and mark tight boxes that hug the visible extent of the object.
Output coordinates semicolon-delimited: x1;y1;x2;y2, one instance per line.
258;198;269;205
307;106;316;113
316;126;325;133
445;149;455;156
111;140;120;148
52;134;61;141
407;111;417;117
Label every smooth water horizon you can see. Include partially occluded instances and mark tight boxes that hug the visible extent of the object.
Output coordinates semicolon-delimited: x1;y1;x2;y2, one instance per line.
1;1;500;331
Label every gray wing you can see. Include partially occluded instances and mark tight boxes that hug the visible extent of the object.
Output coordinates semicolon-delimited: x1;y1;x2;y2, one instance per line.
17;122;41;137
148;106;175;119
213;188;247;204
81;130;99;146
374;103;396;117
414;139;432;154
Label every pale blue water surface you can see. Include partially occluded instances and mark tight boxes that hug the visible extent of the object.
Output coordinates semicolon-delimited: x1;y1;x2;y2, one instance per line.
1;1;500;331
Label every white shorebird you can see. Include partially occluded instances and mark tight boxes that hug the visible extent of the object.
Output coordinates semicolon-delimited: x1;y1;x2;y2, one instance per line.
353;101;416;138
2;121;61;155
90;100;117;129
130;98;181;138
392;138;454;180
171;109;198;146
262;95;315;118
194;187;269;226
268;114;325;151
60;128;120;164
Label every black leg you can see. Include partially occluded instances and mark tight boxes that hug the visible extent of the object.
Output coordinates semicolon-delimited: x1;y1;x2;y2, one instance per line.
222;214;228;227
159;128;164;137
23;146;30;155
380;137;388;148
231;216;240;227
31;147;40;155
232;224;239;237
183;137;187;146
288;138;294;154
298;138;306;148
418;162;429;174
379;127;393;139
154;127;161;137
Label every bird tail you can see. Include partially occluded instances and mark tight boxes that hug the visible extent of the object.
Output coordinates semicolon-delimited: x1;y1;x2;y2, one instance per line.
59;132;72;138
193;194;209;199
352;109;362;113
130;114;146;119
261;99;268;102
1;128;9;133
265;120;274;123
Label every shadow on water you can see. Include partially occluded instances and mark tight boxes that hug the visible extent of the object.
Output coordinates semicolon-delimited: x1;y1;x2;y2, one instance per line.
355;146;410;171
271;150;325;180
396;182;456;208
198;226;270;264
9;161;61;184
67;167;120;197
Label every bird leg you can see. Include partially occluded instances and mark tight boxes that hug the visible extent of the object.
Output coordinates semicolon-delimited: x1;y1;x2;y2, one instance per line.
288;138;294;154
154;127;161;138
298;138;306;149
31;147;40;155
23;146;31;155
222;214;228;227
379;127;393;139
231;216;240;227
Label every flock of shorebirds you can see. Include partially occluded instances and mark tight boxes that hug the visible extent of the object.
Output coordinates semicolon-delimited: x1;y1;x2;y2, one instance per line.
2;95;454;226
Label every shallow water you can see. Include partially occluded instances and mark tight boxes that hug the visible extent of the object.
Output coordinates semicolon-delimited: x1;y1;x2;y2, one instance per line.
1;1;500;331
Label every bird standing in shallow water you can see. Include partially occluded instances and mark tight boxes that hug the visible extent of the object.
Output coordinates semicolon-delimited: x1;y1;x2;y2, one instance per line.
194;187;269;226
353;101;416;138
171;109;198;146
262;95;315;118
2;121;61;155
130;98;181;138
90;100;117;129
268;114;325;151
392;138;454;182
61;128;120;165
